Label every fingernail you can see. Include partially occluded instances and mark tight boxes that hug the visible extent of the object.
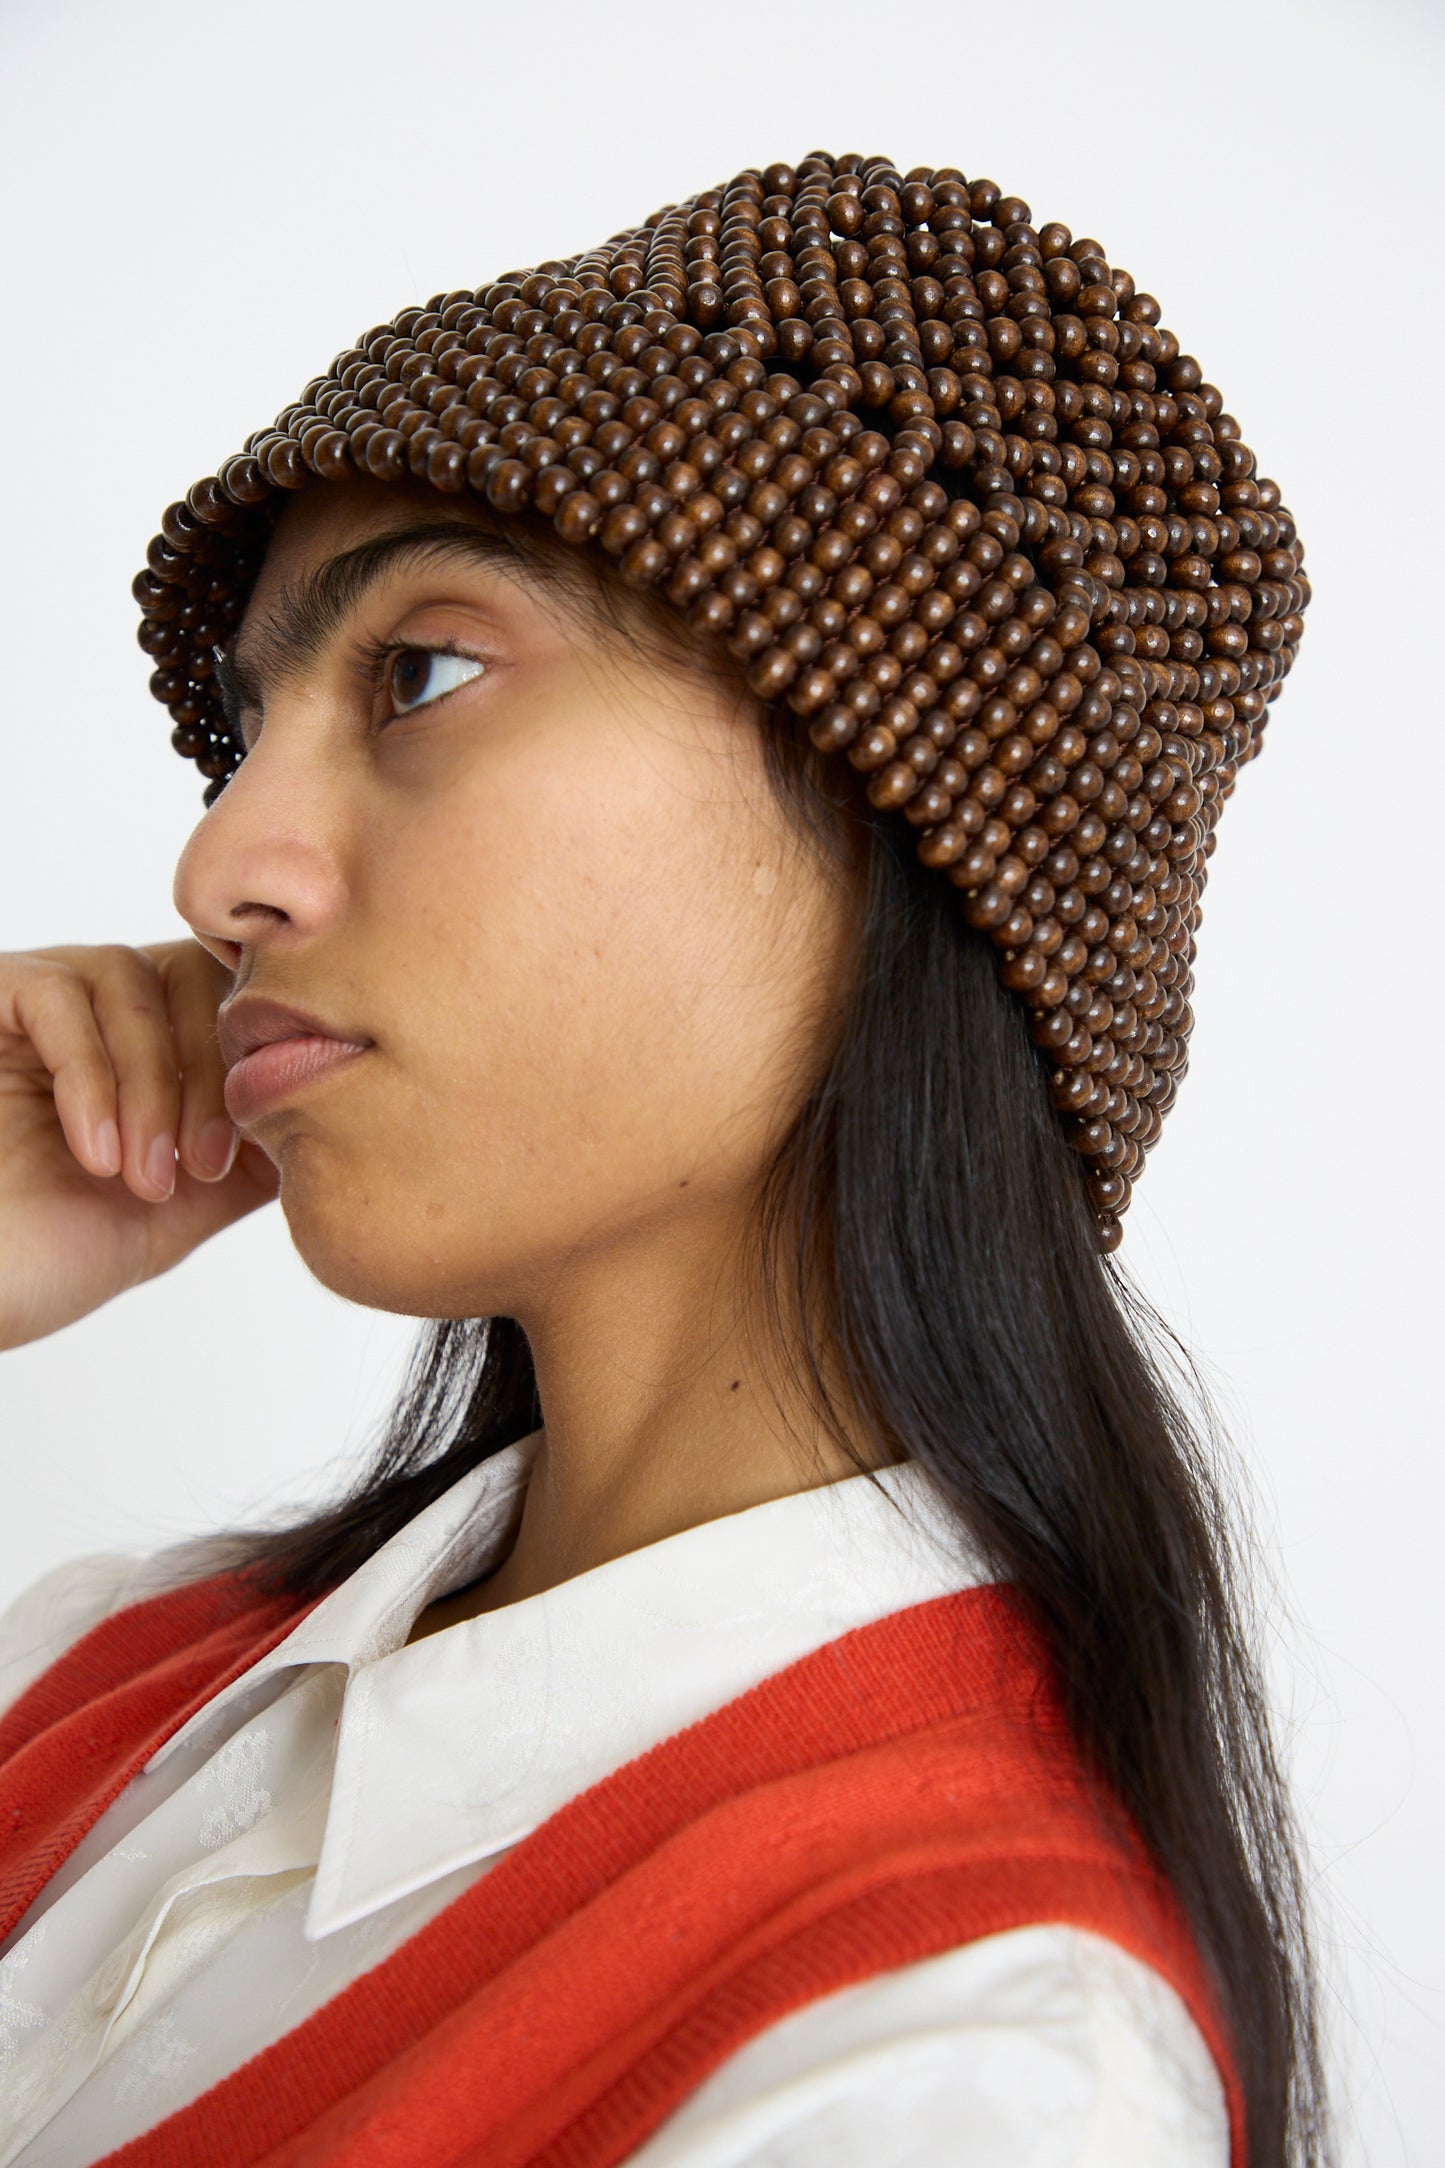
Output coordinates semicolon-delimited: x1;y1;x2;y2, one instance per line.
94;1118;122;1176
196;1118;239;1180
145;1132;176;1198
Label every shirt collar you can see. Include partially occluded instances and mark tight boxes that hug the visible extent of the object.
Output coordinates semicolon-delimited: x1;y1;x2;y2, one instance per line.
304;1448;988;1941
145;1428;544;1773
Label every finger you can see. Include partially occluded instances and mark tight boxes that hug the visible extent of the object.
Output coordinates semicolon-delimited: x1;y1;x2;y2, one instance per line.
126;1135;284;1290
158;940;237;1183
89;947;183;1202
4;957;125;1177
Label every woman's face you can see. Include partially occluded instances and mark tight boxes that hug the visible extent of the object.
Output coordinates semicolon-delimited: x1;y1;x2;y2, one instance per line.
173;477;866;1323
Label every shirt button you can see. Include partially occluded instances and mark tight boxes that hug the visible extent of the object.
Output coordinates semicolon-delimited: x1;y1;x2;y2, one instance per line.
92;1948;133;2014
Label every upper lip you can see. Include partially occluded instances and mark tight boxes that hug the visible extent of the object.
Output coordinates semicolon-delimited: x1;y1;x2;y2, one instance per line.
217;997;372;1071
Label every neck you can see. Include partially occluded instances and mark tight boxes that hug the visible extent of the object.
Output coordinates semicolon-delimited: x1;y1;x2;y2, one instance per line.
410;1205;895;1639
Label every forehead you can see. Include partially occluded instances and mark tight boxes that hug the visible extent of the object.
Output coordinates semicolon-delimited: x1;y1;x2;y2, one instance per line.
251;476;503;590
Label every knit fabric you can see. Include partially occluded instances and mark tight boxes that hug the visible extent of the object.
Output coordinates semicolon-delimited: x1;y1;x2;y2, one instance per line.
0;1567;1244;2168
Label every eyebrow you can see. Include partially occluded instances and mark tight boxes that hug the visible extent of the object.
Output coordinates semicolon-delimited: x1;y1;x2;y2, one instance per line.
211;522;546;726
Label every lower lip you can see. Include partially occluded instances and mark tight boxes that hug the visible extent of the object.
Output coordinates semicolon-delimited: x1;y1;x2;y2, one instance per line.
224;1036;372;1126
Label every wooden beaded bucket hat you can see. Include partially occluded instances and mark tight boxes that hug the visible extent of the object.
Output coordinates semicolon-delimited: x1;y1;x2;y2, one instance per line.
133;149;1311;1253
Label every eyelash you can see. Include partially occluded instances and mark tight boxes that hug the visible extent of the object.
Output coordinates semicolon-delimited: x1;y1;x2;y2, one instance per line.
354;635;489;726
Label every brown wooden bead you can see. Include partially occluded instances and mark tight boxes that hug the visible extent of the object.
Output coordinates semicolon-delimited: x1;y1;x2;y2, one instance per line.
135;149;1310;1249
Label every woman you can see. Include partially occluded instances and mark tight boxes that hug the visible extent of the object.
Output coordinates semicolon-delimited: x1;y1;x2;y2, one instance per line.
0;150;1328;2166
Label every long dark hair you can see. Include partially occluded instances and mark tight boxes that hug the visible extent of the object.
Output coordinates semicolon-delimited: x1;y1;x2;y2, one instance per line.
195;498;1330;2167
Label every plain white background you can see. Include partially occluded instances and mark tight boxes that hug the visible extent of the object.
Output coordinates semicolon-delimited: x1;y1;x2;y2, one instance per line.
0;1;1438;2159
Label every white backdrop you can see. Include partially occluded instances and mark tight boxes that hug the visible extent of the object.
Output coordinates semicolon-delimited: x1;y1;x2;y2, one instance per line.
1;2;1439;2159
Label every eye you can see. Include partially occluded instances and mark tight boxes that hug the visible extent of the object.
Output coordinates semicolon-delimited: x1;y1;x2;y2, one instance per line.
383;646;487;717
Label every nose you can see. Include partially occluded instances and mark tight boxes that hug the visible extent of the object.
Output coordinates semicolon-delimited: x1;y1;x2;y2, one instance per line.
172;722;347;975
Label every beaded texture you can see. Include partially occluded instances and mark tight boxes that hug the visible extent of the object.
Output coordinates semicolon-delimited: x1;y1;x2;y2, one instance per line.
133;152;1311;1253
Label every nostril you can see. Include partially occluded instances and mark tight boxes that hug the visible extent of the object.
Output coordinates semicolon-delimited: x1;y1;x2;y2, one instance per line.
193;934;243;970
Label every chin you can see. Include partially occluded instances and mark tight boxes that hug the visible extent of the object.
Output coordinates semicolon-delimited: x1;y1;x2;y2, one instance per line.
270;1163;442;1317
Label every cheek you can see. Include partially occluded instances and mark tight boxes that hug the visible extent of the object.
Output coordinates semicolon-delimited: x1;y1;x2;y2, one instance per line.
361;745;721;1127
375;726;785;1170
278;699;824;1315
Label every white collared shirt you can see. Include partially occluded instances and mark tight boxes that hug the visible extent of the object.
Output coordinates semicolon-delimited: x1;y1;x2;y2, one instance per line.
0;1434;1228;2166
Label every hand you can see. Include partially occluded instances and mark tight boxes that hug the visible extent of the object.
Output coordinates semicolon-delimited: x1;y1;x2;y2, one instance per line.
0;938;281;1350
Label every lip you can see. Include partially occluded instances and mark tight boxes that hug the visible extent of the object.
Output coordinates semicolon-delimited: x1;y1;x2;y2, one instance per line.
217;996;374;1127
